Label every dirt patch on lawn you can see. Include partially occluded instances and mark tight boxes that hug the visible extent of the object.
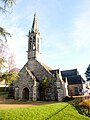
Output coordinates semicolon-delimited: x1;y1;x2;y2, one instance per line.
0;97;56;109
0;104;34;109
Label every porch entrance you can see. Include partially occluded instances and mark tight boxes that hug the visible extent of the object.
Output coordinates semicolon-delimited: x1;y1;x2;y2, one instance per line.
22;88;29;101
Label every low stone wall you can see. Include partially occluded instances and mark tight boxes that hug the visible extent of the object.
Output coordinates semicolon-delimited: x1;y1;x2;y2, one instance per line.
73;95;90;102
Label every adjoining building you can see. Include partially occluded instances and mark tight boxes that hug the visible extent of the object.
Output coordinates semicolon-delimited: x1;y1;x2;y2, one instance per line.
61;69;85;96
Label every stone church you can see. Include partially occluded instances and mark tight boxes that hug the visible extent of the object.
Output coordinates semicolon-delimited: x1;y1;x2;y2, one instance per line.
11;13;68;101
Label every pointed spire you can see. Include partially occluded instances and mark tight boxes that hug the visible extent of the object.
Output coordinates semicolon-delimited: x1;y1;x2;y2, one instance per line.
31;13;38;33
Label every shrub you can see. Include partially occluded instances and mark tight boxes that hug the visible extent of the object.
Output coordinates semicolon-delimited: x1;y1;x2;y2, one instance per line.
70;100;90;117
62;96;74;102
80;99;90;117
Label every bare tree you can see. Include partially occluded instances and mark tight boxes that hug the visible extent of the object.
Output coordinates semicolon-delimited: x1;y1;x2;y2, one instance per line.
8;53;16;71
0;41;9;71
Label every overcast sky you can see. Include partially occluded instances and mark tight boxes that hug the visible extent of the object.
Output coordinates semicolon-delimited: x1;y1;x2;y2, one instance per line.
1;0;90;79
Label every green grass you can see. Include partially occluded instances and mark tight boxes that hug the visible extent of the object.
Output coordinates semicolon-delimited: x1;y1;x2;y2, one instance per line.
0;92;7;95
0;102;89;120
0;92;8;97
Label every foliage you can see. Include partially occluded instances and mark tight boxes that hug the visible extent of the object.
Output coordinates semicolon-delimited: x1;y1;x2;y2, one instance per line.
0;0;15;41
62;96;75;102
0;71;17;86
85;64;90;81
39;76;48;100
0;0;15;9
0;27;11;41
0;0;16;81
80;99;90;107
0;0;15;70
0;41;16;85
70;100;90;117
79;99;90;117
42;76;48;90
0;103;89;120
0;57;5;71
0;91;8;98
0;41;8;71
0;91;8;95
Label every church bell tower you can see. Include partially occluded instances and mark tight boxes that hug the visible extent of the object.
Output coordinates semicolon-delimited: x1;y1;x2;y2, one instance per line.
28;13;40;61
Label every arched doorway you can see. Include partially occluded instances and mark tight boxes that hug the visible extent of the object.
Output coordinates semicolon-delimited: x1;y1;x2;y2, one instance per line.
22;87;29;101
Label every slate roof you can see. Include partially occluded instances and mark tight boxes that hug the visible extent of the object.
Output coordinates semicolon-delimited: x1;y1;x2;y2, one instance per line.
61;69;79;77
40;62;52;71
67;75;84;85
23;59;57;83
50;69;59;77
61;69;85;85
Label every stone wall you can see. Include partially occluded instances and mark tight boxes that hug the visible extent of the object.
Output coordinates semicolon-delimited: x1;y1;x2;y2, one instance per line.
13;59;65;101
28;59;57;101
14;64;35;101
68;84;83;96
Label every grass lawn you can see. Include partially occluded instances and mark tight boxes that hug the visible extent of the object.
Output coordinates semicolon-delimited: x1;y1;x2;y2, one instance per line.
0;102;89;120
0;92;8;98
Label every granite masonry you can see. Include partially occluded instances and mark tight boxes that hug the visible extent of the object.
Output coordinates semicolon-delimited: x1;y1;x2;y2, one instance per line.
11;13;67;101
9;13;84;101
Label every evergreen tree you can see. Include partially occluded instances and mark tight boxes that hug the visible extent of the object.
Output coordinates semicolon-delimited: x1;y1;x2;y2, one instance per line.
85;64;90;81
0;0;15;41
